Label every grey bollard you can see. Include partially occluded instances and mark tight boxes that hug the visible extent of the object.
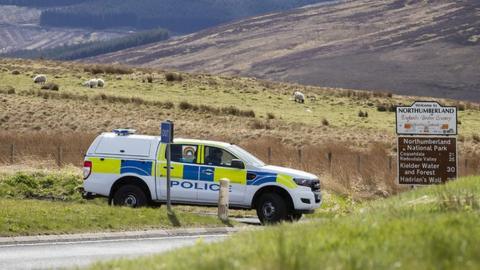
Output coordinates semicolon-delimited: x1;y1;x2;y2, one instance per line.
218;178;230;222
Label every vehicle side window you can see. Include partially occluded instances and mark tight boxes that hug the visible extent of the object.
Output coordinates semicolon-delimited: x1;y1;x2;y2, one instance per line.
169;144;198;164
204;146;238;168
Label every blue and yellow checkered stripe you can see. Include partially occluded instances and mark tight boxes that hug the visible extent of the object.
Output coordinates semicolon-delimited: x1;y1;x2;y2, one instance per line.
87;144;296;188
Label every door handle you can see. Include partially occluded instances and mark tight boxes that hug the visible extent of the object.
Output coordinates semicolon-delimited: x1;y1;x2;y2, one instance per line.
203;169;213;175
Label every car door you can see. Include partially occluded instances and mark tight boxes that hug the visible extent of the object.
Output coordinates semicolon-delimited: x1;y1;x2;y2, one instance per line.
197;145;247;205
156;143;200;202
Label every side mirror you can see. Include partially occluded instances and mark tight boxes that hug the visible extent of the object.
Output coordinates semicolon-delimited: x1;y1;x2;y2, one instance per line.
231;159;245;169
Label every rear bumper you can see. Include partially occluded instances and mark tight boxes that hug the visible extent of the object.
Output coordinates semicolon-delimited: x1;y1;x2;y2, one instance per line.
82;191;100;200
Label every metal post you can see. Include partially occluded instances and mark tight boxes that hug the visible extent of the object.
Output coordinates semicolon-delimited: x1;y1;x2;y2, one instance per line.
267;147;272;163
166;143;172;213
298;149;302;163
218;178;229;222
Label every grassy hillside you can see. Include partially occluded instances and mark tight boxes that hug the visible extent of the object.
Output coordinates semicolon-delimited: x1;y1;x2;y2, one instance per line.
1;58;480;197
90;176;480;270
1;59;479;139
90;0;480;101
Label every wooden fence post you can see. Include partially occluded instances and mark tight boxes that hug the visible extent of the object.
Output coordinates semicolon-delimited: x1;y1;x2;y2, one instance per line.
56;146;63;167
465;159;468;176
267;147;272;163
356;154;361;174
327;152;332;172
10;144;14;164
298;149;302;163
218;178;229;222
388;156;393;173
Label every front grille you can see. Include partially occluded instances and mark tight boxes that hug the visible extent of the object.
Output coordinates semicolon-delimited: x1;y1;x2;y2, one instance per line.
310;180;321;192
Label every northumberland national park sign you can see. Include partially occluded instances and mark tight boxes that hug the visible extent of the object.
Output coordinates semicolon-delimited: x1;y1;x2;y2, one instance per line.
397;137;457;185
396;101;457;136
396;101;458;185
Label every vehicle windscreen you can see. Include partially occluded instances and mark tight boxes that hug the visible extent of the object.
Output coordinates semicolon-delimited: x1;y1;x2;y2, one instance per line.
228;145;266;167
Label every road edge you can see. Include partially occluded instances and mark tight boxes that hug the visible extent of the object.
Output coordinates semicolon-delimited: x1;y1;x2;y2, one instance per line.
0;227;245;246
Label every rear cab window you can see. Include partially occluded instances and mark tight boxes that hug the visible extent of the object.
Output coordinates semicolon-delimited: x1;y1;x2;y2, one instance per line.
204;146;239;168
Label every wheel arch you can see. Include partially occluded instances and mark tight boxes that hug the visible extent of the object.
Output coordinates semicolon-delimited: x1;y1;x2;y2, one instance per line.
109;175;152;203
251;185;294;211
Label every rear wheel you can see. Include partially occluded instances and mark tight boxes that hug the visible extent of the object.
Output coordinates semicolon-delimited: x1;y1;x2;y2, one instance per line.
113;185;147;208
256;193;288;224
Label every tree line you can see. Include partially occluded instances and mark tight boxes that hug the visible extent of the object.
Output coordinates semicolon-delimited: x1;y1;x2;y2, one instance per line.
0;0;88;7
5;28;169;60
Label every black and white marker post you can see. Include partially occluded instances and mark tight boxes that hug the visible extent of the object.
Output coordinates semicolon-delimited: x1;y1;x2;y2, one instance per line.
161;120;174;213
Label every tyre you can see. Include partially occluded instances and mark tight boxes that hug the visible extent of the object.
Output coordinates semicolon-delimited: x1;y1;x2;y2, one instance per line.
112;185;148;208
288;213;303;222
256;193;288;224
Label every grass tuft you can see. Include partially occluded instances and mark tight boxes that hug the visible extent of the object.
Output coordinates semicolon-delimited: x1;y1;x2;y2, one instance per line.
41;82;60;91
84;64;133;75
165;72;183;82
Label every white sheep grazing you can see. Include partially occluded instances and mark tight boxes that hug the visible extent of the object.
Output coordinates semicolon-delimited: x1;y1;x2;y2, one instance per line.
33;74;47;84
293;91;305;103
83;79;98;88
96;78;105;88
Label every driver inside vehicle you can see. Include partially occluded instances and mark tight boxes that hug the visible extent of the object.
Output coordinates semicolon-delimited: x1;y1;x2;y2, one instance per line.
205;147;223;166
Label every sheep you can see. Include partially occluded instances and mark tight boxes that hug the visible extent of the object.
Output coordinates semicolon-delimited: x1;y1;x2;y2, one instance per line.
293;91;305;103
83;79;98;88
33;74;47;84
96;78;105;88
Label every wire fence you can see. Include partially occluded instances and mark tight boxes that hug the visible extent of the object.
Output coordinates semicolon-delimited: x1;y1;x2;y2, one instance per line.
1;144;478;180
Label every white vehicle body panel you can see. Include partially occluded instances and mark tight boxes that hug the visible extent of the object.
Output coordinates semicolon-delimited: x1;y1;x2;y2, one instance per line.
83;133;322;211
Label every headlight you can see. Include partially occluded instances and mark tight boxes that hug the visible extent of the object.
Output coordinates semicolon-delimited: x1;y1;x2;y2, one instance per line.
293;178;318;187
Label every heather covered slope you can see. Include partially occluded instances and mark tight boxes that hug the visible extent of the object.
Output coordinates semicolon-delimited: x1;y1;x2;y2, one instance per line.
91;0;480;101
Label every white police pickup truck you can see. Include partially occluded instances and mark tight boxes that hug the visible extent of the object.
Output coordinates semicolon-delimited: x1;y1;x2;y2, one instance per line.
83;129;321;223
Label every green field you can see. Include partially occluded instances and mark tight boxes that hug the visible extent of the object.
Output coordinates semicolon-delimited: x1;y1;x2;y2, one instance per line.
90;176;480;270
1;59;480;139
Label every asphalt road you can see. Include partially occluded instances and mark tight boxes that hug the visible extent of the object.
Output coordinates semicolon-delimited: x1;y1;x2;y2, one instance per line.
0;234;227;270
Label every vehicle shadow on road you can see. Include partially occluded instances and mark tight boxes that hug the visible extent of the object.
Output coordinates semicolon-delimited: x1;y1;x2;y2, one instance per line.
167;211;181;227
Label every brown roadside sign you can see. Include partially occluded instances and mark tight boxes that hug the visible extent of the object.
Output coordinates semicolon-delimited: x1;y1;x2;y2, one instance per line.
398;136;457;185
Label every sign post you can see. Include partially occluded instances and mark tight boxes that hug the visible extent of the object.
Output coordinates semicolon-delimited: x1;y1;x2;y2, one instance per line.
396;102;458;186
161;120;174;212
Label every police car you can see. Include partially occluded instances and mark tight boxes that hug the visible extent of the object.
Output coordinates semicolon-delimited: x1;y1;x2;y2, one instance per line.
83;129;322;223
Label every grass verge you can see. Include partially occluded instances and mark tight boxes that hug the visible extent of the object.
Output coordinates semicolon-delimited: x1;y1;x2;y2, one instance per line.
0;168;232;236
90;176;480;270
0;166;84;202
0;199;226;237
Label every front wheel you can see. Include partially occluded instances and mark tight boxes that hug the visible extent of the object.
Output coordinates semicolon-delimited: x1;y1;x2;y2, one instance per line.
112;185;148;208
288;213;303;221
256;193;288;224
